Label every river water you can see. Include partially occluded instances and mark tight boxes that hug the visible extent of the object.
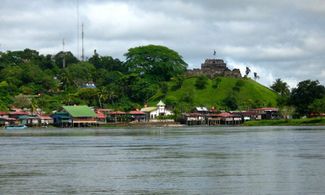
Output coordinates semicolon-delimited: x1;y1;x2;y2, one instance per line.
0;126;325;194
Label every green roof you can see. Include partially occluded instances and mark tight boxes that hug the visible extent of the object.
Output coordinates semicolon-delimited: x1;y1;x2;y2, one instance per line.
62;105;97;117
157;100;165;106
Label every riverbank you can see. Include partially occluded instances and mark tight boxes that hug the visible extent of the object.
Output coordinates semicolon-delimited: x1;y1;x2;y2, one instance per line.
244;117;325;126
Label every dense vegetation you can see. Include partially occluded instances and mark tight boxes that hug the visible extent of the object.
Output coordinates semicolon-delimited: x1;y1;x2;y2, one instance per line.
0;45;187;113
0;45;324;119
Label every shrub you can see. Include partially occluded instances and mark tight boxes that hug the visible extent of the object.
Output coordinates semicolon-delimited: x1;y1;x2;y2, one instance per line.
195;75;208;89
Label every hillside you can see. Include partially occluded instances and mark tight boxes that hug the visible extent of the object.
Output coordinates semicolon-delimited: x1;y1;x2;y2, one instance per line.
150;76;279;111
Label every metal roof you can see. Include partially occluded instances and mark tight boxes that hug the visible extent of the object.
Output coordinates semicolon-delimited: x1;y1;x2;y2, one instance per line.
62;105;97;118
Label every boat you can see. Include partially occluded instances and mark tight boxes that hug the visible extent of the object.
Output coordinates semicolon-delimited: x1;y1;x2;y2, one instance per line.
4;124;28;130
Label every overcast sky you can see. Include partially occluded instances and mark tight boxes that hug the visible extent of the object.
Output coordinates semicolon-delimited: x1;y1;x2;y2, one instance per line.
1;0;325;87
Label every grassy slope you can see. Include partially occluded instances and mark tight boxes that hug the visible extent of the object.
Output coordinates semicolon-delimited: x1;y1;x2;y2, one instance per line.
150;76;278;109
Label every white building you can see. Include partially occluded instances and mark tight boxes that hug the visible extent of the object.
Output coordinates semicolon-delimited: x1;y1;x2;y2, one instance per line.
140;100;173;120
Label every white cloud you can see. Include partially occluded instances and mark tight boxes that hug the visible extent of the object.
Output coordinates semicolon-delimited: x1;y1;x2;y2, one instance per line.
0;0;324;87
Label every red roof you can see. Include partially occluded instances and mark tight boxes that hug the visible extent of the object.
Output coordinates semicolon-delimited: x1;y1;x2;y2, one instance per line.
0;112;8;115
109;111;127;115
210;112;235;118
252;107;279;112
96;108;112;112
184;112;203;117
9;111;30;115
129;110;145;115
38;115;53;120
96;111;106;119
0;117;17;121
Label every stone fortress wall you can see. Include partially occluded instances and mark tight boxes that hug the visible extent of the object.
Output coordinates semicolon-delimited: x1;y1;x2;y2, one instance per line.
186;59;242;78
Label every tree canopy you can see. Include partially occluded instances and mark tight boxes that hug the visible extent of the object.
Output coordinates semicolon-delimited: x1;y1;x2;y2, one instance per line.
289;80;325;116
124;45;187;82
271;78;290;96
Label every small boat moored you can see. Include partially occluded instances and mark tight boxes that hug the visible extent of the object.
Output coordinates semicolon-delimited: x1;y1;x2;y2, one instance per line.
4;124;28;130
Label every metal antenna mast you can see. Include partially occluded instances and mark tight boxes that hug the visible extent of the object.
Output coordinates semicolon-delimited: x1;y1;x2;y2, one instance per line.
62;39;66;68
81;23;84;61
76;0;80;59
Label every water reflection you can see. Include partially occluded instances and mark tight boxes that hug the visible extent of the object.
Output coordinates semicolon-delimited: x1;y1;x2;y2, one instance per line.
0;126;325;194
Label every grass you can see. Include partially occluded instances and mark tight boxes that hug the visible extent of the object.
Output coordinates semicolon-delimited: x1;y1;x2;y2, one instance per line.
244;118;325;126
150;76;279;109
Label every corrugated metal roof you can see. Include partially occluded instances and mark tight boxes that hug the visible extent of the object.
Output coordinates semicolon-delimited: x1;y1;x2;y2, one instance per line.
195;107;208;112
62;105;97;118
129;111;145;115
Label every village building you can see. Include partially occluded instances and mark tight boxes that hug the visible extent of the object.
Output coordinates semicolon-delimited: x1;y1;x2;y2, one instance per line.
8;110;30;119
0;111;9;118
0;113;17;126
140;100;173;121
96;110;107;124
128;110;146;122
250;107;279;120
52;105;97;127
38;115;53;126
207;112;242;125
182;113;206;125
107;111;128;122
52;112;72;127
193;107;209;114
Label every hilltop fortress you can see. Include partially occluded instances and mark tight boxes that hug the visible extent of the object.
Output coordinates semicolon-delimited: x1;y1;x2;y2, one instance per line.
186;59;242;78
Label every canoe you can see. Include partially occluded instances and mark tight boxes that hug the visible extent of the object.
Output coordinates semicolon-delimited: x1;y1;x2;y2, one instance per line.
4;125;28;130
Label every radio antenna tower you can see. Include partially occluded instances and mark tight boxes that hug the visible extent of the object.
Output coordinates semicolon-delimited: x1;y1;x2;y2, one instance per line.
76;0;80;59
62;39;66;68
81;23;85;61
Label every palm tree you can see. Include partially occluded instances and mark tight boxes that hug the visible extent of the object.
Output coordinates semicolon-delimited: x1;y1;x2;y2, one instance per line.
97;87;109;108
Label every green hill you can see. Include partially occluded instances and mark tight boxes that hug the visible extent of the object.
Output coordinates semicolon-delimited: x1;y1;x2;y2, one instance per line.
149;76;279;111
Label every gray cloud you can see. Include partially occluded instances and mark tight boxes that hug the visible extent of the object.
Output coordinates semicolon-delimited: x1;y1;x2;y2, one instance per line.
0;0;324;87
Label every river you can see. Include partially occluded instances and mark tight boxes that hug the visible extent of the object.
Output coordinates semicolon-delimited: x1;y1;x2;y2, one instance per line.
0;126;325;194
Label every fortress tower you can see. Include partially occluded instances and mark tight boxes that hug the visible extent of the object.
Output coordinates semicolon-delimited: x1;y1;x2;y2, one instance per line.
187;58;242;78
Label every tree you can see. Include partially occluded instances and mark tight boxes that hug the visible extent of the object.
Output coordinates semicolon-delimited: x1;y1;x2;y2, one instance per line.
54;51;79;68
245;67;251;77
195;75;208;89
309;97;325;114
88;52;126;73
12;94;31;109
212;78;221;89
64;62;96;87
271;79;290;96
223;95;238;110
124;45;187;82
279;106;295;120
289;80;325;116
96;87;109;108
254;72;260;80
171;74;185;91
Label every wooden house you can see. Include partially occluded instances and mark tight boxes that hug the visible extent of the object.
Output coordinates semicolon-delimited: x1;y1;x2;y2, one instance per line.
207;112;242;125
251;107;279;120
182;113;205;125
52;105;97;127
129;110;146;122
52;112;72;127
107;111;127;122
63;105;97;127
